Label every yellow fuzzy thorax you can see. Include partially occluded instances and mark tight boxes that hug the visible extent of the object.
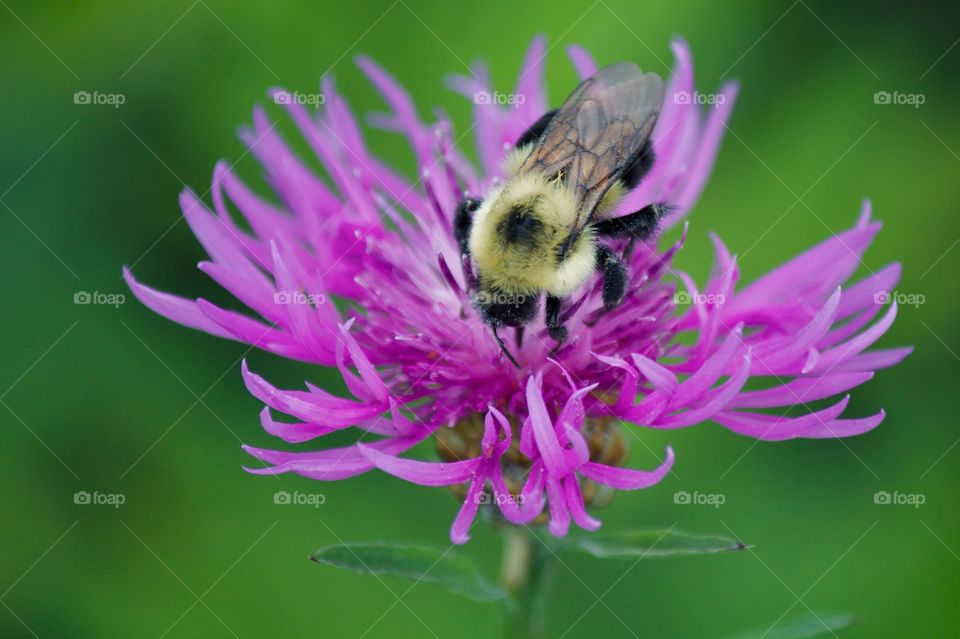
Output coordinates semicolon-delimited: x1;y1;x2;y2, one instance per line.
468;158;627;298
467;174;568;295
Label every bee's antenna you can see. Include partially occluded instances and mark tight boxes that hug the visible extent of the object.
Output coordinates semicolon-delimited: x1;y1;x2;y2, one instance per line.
515;326;525;349
492;327;521;369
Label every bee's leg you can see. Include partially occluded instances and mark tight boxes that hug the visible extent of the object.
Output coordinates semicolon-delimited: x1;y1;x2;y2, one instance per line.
454;197;483;256
514;109;559;148
596;244;628;309
545;295;568;343
592;202;671;242
492;327;521;369
620;139;656;190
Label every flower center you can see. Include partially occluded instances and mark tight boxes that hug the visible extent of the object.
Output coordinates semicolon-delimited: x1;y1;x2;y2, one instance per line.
434;413;629;520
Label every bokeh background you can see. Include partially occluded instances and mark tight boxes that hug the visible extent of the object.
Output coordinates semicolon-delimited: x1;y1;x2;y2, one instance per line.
2;1;958;637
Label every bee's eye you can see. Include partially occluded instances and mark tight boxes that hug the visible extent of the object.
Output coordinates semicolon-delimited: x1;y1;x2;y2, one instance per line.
499;206;542;246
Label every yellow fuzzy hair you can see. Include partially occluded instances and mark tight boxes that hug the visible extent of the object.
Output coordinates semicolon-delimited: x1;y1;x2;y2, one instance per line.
467;145;630;297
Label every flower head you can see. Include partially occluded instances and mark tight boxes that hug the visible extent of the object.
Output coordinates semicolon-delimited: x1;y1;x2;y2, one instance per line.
125;37;909;543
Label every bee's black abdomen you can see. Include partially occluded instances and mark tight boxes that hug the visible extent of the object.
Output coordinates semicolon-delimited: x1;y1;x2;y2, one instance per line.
477;290;539;328
620;138;656;190
515;109;559;149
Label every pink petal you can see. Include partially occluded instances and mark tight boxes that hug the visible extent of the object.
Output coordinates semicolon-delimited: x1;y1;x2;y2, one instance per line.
579;447;675;489
450;479;484;544
243;434;426;480
242;360;386;426
566;44;598;79
259;407;337;443
564;475;601;531
123;268;234;340
526;374;567;476
657;351;752;428
545;478;570;537
714;395;851;441
811;301;899;372
359;443;482;486
729;372;873;409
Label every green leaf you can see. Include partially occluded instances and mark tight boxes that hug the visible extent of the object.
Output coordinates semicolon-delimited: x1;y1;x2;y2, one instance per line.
311;542;506;602
721;612;857;639
558;528;749;559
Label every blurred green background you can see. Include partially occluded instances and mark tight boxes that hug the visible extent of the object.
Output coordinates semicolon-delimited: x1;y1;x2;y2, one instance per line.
2;1;958;637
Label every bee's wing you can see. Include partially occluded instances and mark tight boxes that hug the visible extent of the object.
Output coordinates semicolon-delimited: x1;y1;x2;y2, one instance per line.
520;63;664;229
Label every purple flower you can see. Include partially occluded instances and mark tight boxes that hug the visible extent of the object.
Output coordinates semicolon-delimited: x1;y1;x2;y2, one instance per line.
359;406;541;544
125;37;909;544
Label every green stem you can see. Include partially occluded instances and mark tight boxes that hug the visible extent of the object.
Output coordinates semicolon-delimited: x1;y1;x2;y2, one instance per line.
499;528;556;639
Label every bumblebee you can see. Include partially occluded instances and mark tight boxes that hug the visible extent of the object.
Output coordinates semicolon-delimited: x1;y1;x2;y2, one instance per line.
454;63;668;366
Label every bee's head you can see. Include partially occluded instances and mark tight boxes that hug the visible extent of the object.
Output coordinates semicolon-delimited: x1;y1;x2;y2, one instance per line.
473;287;539;329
